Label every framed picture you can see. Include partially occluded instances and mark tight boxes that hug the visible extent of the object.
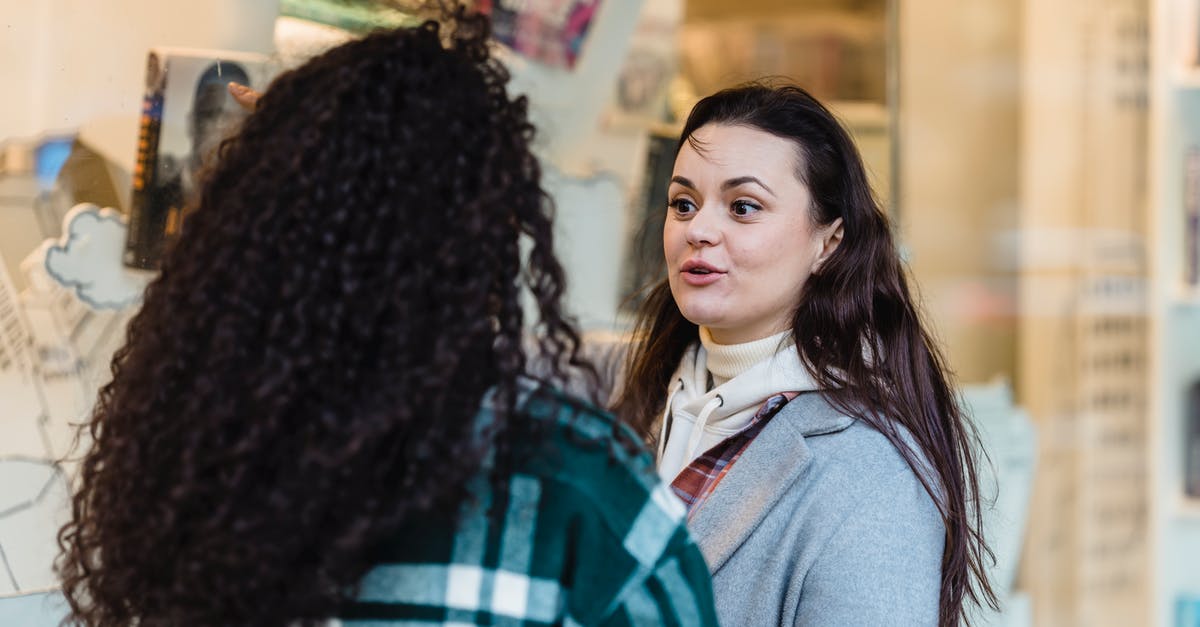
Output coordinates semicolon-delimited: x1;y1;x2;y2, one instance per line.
124;48;275;269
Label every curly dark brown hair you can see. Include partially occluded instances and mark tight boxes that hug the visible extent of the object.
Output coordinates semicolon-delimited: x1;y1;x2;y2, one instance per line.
57;13;592;626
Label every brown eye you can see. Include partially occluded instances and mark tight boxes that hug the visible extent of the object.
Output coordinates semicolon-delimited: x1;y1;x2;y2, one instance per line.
669;198;697;216
731;200;761;217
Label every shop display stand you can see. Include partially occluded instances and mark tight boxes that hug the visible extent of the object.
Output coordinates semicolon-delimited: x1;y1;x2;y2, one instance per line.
1149;0;1200;624
1017;2;1154;624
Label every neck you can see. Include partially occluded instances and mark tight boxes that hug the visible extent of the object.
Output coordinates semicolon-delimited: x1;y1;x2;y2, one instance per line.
699;326;792;387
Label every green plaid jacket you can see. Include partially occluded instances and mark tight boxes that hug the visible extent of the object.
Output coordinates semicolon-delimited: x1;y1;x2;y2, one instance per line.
338;383;718;626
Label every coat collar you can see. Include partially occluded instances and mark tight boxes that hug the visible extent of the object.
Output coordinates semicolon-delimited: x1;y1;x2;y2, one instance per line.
686;391;855;573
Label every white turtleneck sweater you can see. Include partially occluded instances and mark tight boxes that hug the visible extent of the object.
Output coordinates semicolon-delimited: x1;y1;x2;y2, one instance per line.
657;327;819;483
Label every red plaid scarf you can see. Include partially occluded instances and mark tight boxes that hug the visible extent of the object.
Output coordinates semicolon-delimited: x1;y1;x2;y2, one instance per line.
669;392;798;519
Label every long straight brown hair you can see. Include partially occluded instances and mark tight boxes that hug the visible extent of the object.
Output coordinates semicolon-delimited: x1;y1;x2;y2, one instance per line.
613;83;998;626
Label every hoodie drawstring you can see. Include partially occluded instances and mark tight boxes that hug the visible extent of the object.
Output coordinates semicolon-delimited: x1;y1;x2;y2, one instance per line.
657;378;684;464
684;395;724;463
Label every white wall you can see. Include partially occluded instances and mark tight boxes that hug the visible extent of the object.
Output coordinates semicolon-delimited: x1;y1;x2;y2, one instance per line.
500;0;653;330
0;0;279;170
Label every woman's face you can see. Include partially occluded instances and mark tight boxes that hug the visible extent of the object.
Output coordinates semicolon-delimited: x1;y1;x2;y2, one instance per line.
664;123;842;345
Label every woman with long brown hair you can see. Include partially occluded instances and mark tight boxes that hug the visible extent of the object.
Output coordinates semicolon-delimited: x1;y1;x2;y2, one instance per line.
613;83;998;626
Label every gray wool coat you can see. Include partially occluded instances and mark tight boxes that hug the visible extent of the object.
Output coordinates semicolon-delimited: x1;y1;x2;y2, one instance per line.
690;390;945;626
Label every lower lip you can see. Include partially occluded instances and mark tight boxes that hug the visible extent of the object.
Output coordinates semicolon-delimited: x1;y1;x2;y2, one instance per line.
680;270;725;286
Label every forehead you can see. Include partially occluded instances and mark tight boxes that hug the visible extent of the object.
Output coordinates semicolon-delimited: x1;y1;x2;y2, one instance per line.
674;124;802;181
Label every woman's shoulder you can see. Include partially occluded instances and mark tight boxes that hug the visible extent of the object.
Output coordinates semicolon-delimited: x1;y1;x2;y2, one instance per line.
755;398;943;574
818;416;923;476
509;383;698;583
516;380;646;458
511;380;663;507
773;392;939;511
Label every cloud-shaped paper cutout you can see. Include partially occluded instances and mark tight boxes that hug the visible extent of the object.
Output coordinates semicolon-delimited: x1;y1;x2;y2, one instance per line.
43;204;151;310
0;590;68;626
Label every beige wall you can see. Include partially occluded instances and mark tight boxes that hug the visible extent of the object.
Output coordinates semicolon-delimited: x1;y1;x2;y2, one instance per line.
898;0;1020;386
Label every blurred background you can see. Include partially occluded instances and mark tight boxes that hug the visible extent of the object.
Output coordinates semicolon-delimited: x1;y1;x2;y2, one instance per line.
0;0;1197;625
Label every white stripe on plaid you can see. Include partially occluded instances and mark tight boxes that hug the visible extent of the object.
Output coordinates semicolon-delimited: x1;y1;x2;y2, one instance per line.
358;564;449;606
654;557;701;626
498;475;540;573
357;475;562;623
357;564;563;623
446;565;483;610
620;578;664;627
623;483;686;567
599;482;689;621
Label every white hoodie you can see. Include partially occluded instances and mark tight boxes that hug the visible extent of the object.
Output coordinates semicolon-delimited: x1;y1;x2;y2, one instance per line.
657;328;820;483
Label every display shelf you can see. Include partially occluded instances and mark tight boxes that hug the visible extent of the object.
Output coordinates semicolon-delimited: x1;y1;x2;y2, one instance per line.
1153;2;1200;624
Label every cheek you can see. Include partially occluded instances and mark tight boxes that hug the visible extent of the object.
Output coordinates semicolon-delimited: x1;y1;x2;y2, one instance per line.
730;235;788;272
733;228;814;285
662;221;685;260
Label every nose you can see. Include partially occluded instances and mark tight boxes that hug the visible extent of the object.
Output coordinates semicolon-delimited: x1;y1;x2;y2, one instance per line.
684;202;721;247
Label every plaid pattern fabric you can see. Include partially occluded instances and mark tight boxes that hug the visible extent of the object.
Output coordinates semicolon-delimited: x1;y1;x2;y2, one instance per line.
670;393;798;518
338;383;718;626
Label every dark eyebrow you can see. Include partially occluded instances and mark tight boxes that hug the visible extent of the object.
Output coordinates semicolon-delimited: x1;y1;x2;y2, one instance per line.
670;175;776;198
670;175;697;190
722;176;775;197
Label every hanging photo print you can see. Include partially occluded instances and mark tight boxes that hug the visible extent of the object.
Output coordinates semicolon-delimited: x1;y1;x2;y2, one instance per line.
124;48;275;270
479;0;602;69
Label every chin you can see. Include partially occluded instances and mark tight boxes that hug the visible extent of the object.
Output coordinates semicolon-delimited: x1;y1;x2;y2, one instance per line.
676;302;725;329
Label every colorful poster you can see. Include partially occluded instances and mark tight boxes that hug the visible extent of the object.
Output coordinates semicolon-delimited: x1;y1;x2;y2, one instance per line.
480;0;602;69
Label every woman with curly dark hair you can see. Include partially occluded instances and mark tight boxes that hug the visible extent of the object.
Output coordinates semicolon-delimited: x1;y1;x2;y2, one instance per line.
56;14;717;627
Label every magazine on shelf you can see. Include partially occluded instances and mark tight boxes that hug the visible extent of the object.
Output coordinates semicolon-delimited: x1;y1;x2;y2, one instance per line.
123;48;275;270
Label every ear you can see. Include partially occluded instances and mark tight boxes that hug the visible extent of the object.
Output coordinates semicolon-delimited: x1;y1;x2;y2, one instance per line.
811;218;844;274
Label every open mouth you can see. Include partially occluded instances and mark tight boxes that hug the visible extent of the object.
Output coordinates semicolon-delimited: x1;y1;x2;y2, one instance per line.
680;260;724;284
681;259;722;274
